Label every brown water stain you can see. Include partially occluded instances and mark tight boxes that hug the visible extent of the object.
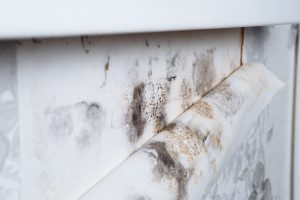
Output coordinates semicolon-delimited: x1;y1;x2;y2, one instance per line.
192;100;214;118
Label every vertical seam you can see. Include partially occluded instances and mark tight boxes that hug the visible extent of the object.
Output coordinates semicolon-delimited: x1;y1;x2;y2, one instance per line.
291;24;299;200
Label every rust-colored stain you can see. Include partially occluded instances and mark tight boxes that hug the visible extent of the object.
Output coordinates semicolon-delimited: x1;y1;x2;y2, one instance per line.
164;122;203;164
193;100;214;118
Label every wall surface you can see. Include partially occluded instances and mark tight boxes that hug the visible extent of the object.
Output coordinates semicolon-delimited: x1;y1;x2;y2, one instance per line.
206;25;298;200
0;25;297;200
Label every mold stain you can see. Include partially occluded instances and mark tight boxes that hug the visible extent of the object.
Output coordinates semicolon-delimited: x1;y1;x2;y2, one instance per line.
80;36;90;53
145;141;189;200
192;49;216;96
207;82;244;116
164;122;203;164
76;102;103;148
145;40;150;47
180;79;192;110
100;56;110;88
193;100;214;119
32;39;42;44
146;81;170;133
47;106;73;138
166;53;180;82
127;83;147;144
46;101;103;148
0;134;9;171
209;132;222;150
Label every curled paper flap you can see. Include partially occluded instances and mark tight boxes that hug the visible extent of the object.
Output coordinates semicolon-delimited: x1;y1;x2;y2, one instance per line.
80;63;283;200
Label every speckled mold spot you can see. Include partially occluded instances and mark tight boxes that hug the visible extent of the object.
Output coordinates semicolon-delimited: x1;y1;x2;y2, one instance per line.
180;79;192;110
192;49;216;96
193;100;214;118
164;122;203;164
144;81;170;133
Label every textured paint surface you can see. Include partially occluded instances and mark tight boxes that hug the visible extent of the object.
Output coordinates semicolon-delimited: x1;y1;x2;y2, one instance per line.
17;29;241;200
242;25;298;199
80;64;283;200
0;42;20;200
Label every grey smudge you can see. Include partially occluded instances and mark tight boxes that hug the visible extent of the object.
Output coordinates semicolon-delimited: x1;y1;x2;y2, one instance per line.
0;134;9;172
127;83;146;144
266;127;273;143
252;161;265;191
48;107;73;138
244;27;270;64
192;49;216;96
46;102;103;148
207;82;244;116
166;53;180;82
32;39;42;44
145;40;150;47
100;56;110;88
261;179;273;200
248;191;257;200
146;141;189;200
80;36;90;53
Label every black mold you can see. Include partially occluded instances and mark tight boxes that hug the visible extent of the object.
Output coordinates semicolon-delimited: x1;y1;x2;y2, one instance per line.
166;53;180;82
145;40;150;47
80;36;90;53
146;141;189;200
32;39;42;44
192;49;216;96
127;83;146;144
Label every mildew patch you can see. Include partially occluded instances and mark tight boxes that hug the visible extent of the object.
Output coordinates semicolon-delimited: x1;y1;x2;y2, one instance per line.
46;102;103;148
208;132;222;150
145;141;189;200
0;134;9;171
145;81;170;133
193;100;214;118
47;106;73;138
209;159;216;174
145;40;150;47
100;56;110;88
32;39;42;44
164;122;203;164
166;53;180;82
180;79;192;110
127;83;147;144
80;36;91;53
130;195;151;200
192;49;216;96
207;82;244;116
